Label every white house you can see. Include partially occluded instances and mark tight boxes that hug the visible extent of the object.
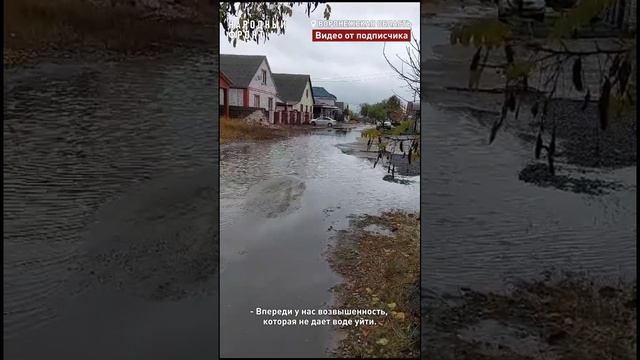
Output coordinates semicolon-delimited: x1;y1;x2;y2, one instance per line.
272;73;315;124
220;54;279;122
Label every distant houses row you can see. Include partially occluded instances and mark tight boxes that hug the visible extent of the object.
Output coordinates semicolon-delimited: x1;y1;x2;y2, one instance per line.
219;54;348;125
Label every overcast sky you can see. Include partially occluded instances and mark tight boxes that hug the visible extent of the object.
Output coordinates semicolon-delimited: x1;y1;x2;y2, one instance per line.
220;2;420;111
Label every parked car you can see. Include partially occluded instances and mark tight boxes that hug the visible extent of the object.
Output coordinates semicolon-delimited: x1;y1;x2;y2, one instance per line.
310;116;337;127
498;0;546;21
376;120;393;130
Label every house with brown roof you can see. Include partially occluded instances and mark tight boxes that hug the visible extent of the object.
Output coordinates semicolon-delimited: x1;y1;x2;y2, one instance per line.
272;73;315;124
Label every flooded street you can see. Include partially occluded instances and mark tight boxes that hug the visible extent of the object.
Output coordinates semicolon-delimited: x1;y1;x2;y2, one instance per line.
421;9;636;356
421;102;636;294
420;5;636;309
220;129;420;357
4;54;218;359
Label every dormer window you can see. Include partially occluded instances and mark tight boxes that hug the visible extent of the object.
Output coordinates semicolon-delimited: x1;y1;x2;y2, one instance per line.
262;70;267;85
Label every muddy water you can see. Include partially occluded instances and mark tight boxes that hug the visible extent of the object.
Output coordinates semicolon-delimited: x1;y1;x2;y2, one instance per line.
219;129;420;357
4;54;218;359
421;102;636;294
421;20;637;295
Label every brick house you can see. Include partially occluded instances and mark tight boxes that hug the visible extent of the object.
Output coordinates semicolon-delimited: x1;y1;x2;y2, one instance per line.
219;71;233;119
220;54;279;123
272;74;315;125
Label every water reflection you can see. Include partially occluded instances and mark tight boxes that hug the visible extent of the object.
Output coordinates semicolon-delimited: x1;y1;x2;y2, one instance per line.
3;54;218;359
220;129;419;357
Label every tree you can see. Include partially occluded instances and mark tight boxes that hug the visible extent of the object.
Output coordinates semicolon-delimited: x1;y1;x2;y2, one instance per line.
361;96;420;179
367;101;388;122
379;33;421;177
220;2;331;46
383;34;421;100
450;0;635;175
386;95;405;123
360;103;371;117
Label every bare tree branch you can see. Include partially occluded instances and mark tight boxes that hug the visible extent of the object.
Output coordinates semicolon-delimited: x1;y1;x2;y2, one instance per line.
383;37;421;99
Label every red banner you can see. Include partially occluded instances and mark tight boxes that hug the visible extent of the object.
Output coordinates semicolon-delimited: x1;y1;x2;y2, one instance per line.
312;29;411;42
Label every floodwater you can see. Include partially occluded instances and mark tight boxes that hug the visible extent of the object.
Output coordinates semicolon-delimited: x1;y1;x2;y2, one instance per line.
420;10;636;358
4;54;218;359
219;129;420;357
421;102;636;294
420;18;637;296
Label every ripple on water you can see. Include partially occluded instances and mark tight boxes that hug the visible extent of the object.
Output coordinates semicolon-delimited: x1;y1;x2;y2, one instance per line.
420;101;636;295
219;129;420;357
3;55;218;339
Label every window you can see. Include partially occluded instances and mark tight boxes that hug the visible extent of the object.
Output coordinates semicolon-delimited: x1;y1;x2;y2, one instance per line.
229;89;243;106
300;104;303;112
306;89;309;98
262;70;267;85
254;94;260;108
268;97;273;111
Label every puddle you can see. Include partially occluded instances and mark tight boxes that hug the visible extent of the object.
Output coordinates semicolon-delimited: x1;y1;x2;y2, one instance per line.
220;129;419;357
244;176;306;218
3;53;218;358
421;22;636;295
421;17;636;359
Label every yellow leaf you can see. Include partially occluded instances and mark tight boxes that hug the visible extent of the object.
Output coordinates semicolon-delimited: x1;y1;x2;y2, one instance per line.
394;312;406;320
387;302;397;310
376;338;389;346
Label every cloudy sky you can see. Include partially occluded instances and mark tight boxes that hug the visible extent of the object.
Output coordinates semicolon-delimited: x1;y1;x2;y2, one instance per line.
220;2;420;111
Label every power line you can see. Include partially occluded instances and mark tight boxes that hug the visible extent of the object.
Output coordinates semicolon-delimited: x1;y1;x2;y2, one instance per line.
312;72;396;81
313;73;398;82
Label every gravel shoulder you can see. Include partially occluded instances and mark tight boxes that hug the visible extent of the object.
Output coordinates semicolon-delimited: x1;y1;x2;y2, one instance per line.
328;211;420;358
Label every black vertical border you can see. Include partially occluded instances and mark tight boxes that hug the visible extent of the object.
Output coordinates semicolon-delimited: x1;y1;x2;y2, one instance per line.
215;1;221;359
418;1;424;358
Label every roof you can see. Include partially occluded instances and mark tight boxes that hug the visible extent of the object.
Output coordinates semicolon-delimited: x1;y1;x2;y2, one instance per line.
220;54;268;88
219;71;233;86
312;86;337;100
272;73;312;104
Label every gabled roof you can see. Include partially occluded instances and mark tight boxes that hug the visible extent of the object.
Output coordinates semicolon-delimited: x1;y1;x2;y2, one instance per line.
272;73;312;104
219;71;233;85
312;86;337;100
220;54;269;88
